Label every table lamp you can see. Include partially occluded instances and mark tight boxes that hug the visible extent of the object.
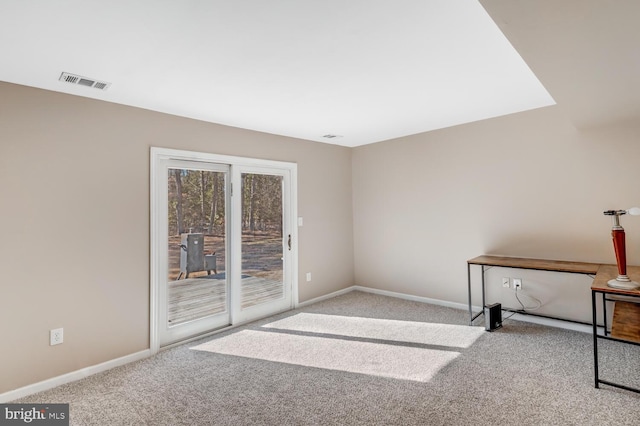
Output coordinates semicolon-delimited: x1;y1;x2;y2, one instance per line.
603;207;640;289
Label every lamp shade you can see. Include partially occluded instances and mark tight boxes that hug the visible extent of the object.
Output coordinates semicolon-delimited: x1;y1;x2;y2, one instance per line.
628;207;640;216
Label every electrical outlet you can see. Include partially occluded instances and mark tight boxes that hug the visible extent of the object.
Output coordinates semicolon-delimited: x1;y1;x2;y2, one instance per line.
306;272;312;282
50;328;63;346
513;278;522;290
502;277;510;288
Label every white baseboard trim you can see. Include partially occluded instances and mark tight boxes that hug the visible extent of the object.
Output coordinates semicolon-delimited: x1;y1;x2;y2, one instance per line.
342;285;592;334
352;286;470;310
0;349;152;403
298;285;472;313
296;286;357;308
505;313;592;333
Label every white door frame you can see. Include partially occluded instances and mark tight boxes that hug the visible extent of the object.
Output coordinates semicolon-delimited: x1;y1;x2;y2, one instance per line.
150;147;298;353
231;165;293;324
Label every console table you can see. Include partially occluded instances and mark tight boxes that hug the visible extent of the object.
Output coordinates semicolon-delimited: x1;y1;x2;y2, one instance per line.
467;256;640;393
468;255;640;394
591;264;640;394
467;255;600;325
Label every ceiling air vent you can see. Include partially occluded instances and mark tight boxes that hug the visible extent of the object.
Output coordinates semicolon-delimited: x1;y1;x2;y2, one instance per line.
59;72;111;91
322;134;343;139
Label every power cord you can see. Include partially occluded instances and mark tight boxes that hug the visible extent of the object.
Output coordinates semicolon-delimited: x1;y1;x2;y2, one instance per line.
515;287;542;311
502;310;518;320
481;268;543;323
502;288;543;323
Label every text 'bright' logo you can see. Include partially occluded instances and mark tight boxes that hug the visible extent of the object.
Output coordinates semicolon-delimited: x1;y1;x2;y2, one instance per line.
4;407;46;423
1;404;68;425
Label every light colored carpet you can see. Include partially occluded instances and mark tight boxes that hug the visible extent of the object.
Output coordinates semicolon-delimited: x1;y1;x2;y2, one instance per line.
191;328;462;382
12;291;640;425
261;312;485;348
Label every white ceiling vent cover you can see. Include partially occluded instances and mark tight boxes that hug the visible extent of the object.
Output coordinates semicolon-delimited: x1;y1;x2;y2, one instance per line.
59;72;111;91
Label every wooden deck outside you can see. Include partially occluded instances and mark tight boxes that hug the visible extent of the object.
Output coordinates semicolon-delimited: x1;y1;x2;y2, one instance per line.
168;276;283;325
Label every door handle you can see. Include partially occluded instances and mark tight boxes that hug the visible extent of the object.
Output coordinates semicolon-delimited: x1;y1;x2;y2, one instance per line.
288;234;292;251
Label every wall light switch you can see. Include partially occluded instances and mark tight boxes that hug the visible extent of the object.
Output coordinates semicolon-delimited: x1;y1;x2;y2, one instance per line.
298;217;304;227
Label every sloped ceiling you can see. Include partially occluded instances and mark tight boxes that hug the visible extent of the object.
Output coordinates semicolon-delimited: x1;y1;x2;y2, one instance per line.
0;0;556;147
481;0;640;131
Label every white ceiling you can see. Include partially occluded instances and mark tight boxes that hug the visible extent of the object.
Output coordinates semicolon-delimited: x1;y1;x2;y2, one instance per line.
0;0;554;147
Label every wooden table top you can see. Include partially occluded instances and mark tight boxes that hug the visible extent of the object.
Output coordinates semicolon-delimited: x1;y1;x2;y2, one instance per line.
467;255;601;275
592;264;640;296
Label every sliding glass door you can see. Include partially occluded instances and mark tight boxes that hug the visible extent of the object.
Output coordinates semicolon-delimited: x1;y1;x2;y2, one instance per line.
231;168;293;324
152;149;296;347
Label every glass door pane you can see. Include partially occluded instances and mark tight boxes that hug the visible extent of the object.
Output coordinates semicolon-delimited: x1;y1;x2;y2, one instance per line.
162;166;229;345
240;173;284;309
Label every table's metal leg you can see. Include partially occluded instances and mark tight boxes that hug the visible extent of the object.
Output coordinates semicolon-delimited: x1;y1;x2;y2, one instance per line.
603;294;608;336
481;265;486;312
468;263;473;325
592;290;599;389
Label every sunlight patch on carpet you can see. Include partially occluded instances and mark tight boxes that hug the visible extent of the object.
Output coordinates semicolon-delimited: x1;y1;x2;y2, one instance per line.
191;330;460;382
262;313;484;348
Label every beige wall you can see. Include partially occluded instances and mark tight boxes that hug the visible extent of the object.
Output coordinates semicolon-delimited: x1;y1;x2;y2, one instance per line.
353;105;640;323
0;82;354;394
4;71;639;395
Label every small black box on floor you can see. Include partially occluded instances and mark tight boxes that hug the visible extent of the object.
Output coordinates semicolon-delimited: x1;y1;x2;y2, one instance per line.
484;303;502;331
